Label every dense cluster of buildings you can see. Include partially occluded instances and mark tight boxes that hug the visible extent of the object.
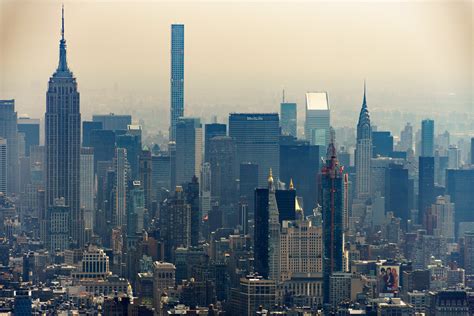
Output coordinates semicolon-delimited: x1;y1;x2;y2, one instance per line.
1;7;474;316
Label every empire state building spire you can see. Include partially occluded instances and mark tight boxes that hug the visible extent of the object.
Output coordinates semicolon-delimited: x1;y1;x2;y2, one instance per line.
57;5;69;73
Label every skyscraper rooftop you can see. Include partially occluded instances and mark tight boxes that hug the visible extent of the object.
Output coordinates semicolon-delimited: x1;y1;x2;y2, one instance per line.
306;92;329;110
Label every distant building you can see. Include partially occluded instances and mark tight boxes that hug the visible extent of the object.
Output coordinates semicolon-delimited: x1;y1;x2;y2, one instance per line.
229;275;276;316
385;163;413;227
429;291;470;315
48;198;70;252
153;261;176;311
446;169;474;233
73;245;111;280
448;145;461;169
92;113;131;131
152;153;171;193
400;123;413;152
17;117;40;157
0;138;6;194
0;99;19;195
431;195;455;241
45;9;83;246
280;217;323;281
280;102;297;137
372;131;393;158
204;123;226;162
229;113;280;186
355;83;372;199
208;136;237;207
169;24;185;141
305;92;330;148
419;156;435;225
82;120;102;147
175;117;202;186
279;136;320;215
421;119;434;157
114;148;129;227
80;147;94;230
319;138;344;304
160;186;191;260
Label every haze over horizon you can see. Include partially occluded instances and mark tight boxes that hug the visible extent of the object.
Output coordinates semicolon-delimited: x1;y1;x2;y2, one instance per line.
1;0;472;128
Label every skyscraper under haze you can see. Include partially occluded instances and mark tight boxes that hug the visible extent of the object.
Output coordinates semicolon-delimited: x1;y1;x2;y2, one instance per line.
355;83;372;199
320;139;344;304
0;100;19;195
280;102;297;137
421;119;434;157
45;7;82;246
229;113;280;186
17;117;40;157
170;24;185;141
204;123;226;162
0;139;6;194
175;117;202;186
418;156;435;225
305;92;330;148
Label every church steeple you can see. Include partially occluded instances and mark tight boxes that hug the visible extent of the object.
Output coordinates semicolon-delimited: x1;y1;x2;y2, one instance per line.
57;5;69;73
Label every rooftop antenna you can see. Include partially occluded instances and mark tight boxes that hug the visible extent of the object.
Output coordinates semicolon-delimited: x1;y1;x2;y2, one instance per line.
61;4;65;40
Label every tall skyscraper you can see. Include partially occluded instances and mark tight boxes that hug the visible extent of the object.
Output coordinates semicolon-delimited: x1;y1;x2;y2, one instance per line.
418;156;435;226
400;123;413;152
0;138;6;194
80;147;94;230
45;7;82;245
17;117;40;157
385;163;413;226
229;113;280;186
305;92;330;148
372;131;394;157
160;186;191;261
421;119;434;157
0;99;19;195
175;117;202;185
355;83;372;199
280;101;297;137
204;123;226;162
319;139;344;304
82;121;103;147
239;162;259;217
208;136;237;207
470;138;474;165
114;148;129;228
446;169;474;234
267;169;281;283
169;24;185;141
279;136;319;214
448;145;461;169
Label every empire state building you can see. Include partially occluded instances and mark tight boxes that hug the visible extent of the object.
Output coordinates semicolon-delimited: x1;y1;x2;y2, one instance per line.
45;7;83;246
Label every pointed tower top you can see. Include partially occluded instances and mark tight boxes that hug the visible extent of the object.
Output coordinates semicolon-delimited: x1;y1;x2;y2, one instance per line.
55;4;70;74
61;4;65;41
362;79;367;108
268;168;273;184
289;178;294;190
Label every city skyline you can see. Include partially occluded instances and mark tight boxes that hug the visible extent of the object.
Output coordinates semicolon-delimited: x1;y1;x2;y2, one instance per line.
1;2;474;315
1;1;472;126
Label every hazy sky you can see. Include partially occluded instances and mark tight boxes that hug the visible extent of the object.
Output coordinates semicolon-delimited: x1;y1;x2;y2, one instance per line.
0;0;472;128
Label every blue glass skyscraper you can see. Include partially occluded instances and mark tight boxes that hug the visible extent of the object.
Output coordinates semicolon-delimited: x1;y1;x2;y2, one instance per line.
170;24;185;141
421;119;434;157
